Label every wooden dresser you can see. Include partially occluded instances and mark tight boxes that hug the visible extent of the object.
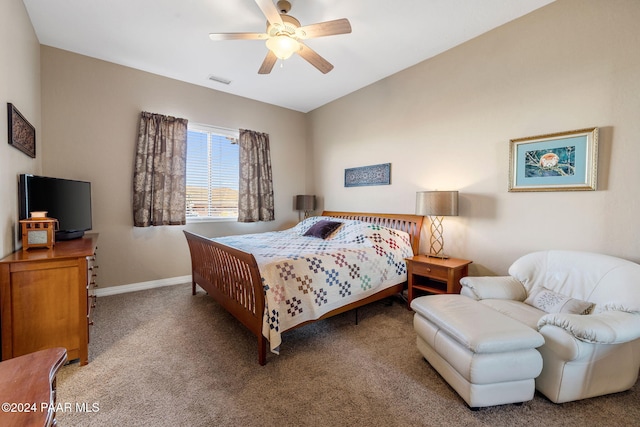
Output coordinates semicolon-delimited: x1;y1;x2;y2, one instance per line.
0;234;98;365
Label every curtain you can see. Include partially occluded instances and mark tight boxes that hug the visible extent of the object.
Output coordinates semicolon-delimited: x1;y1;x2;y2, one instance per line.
133;111;188;227
238;129;275;222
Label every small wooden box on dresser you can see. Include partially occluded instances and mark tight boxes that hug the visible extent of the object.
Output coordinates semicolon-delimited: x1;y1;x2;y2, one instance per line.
405;255;472;308
0;233;98;365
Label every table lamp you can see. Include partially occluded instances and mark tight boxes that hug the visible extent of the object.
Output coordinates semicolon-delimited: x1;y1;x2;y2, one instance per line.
295;195;316;220
415;191;458;258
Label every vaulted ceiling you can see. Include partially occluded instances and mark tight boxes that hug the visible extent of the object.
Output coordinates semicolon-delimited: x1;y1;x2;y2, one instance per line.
23;0;555;112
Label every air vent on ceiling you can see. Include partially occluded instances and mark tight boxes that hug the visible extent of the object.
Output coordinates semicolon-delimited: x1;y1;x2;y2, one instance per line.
208;75;231;85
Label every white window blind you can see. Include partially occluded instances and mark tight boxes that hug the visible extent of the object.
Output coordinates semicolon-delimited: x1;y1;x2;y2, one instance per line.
186;124;239;221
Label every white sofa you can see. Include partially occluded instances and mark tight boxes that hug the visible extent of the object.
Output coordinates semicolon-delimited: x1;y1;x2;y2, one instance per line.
459;250;640;403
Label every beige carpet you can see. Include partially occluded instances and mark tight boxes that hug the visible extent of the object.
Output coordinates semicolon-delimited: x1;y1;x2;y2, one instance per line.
56;284;639;426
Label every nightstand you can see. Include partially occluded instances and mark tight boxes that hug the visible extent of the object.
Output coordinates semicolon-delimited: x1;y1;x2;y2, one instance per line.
0;347;67;426
405;255;473;308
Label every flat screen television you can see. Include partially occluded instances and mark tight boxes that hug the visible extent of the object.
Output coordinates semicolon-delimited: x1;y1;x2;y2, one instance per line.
19;174;93;240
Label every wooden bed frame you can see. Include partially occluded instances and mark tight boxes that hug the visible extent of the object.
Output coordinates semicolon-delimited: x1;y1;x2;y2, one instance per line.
183;211;424;365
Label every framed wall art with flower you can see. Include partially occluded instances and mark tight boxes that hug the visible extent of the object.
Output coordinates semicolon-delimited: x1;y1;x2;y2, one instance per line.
508;127;598;192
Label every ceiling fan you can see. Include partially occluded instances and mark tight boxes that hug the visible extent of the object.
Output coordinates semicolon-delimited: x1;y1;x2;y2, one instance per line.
209;0;352;74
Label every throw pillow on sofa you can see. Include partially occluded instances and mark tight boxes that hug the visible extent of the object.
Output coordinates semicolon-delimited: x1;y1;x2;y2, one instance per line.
525;287;593;314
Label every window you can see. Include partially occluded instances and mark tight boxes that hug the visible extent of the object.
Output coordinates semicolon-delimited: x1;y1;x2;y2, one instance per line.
186;124;239;221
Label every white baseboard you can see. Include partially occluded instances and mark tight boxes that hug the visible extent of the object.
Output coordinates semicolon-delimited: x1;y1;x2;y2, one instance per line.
95;275;192;297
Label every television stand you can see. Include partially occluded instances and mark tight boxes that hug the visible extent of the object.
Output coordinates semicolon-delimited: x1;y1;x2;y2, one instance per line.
56;230;85;240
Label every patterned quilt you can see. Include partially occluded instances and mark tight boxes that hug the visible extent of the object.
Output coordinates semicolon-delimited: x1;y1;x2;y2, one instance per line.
213;216;413;354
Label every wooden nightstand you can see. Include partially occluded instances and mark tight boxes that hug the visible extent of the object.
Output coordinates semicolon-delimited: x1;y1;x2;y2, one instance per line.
0;347;67;426
406;255;473;308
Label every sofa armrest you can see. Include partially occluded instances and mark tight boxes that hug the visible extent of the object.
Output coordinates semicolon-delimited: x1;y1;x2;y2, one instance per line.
459;276;527;301
538;311;640;344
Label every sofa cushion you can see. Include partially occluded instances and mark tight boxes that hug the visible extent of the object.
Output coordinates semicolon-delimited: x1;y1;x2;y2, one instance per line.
525;287;593;315
479;299;545;329
460;276;527;301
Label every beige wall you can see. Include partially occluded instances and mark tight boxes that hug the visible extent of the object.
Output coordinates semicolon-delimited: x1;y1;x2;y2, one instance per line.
308;0;640;275
0;0;42;258
41;47;308;286
7;0;640;286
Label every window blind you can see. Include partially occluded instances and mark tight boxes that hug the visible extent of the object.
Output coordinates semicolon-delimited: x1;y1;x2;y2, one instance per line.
186;124;239;220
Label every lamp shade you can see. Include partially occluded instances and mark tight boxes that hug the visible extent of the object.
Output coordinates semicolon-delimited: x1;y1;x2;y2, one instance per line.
416;191;458;216
296;195;316;211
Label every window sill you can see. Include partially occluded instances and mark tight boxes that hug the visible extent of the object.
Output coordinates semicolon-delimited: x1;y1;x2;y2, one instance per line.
186;217;238;224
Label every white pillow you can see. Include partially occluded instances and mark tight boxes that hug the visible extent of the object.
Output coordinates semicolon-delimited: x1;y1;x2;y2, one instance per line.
525;287;593;314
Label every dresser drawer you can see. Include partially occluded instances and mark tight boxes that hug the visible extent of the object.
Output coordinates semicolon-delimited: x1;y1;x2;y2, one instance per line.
86;252;98;340
86;254;98;289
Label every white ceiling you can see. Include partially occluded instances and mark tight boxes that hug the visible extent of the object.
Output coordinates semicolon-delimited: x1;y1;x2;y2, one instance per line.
23;0;555;113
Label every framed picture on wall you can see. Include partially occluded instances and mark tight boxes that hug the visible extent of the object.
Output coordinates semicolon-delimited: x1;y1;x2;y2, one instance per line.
7;103;36;158
508;127;598;192
345;163;391;187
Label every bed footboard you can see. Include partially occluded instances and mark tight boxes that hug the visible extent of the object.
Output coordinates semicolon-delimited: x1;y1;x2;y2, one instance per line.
183;231;267;365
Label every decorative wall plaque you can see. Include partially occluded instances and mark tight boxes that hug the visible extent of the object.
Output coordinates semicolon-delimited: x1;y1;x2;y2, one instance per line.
8;103;36;158
345;163;391;187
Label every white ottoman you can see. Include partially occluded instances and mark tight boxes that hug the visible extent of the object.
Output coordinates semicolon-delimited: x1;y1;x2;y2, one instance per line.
411;294;544;408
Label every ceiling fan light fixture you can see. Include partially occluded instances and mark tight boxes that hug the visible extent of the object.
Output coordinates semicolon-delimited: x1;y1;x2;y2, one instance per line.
266;35;300;60
209;0;351;74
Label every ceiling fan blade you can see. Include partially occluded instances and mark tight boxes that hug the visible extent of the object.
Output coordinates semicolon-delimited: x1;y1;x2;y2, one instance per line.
298;18;352;39
258;50;278;74
254;0;283;26
209;33;267;41
297;42;334;74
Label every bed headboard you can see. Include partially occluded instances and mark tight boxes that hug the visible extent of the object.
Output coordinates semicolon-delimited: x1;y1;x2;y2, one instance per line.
321;211;423;256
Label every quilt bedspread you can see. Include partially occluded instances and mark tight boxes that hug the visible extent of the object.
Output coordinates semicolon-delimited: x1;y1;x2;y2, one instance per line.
212;216;413;354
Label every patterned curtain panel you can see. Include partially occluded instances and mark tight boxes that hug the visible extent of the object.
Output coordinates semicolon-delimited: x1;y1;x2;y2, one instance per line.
133;111;188;227
238;129;275;222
